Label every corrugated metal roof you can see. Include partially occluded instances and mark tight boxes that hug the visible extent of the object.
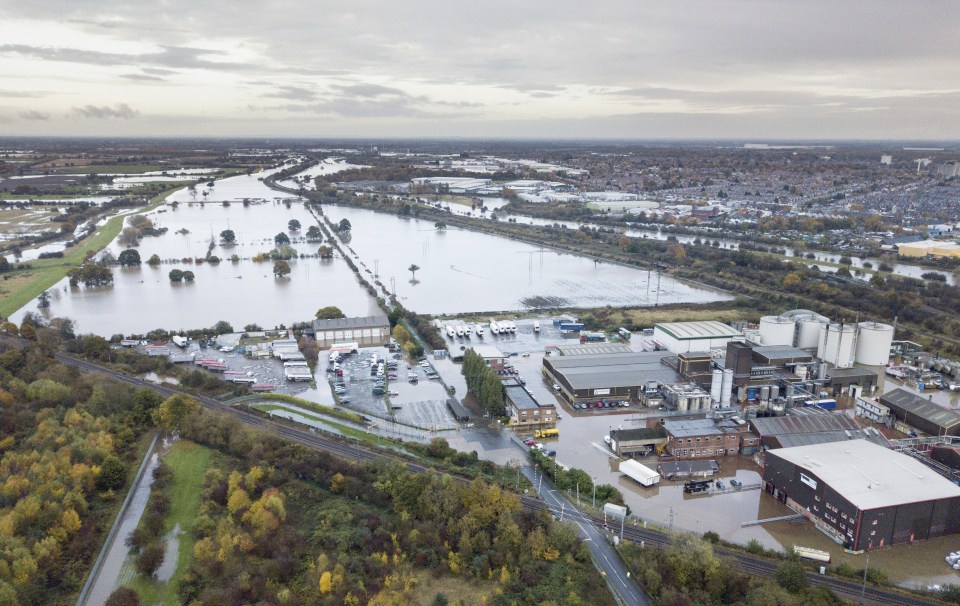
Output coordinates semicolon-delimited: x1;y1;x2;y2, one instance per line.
663;418;725;438
880;388;960;429
655;321;741;340
313;315;390;331
610;427;666;442
750;412;862;436
547;352;679;391
772;430;889;449
505;384;541;411
556;343;633;356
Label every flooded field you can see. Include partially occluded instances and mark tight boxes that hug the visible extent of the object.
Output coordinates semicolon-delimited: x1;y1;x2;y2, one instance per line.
14;200;380;335
276;158;364;190
325;205;730;314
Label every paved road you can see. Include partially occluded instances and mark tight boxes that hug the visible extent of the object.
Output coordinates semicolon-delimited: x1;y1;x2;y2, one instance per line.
522;466;652;606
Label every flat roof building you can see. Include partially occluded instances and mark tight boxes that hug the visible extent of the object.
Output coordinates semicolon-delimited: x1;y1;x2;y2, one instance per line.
662;418;752;458
763;440;960;550
879;388;960;436
542;351;678;403
653;321;742;354
504;379;556;428
312;315;390;348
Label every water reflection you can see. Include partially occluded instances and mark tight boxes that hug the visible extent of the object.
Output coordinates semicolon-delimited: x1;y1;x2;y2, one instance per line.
325;206;730;314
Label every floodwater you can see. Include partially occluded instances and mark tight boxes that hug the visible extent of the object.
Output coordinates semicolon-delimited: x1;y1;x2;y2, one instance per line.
14;201;381;335
82;448;161;606
450;206;955;286
324;205;730;314
276;158;365;190
166;167;296;204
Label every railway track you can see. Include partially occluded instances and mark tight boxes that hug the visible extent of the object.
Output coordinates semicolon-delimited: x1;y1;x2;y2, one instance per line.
36;348;946;606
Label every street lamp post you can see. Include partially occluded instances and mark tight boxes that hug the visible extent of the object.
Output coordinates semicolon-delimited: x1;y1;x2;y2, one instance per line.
860;554;869;604
592;478;597;508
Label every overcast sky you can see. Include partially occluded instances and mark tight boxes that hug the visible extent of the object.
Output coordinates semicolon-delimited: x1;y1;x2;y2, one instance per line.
0;1;958;140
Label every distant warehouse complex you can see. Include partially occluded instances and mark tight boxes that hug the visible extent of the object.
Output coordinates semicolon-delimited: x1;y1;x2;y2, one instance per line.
763;440;960;550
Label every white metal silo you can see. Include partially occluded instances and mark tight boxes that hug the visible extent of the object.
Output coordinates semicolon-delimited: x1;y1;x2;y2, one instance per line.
855;322;895;366
759;316;796;346
817;323;857;369
770;385;780;400
720;369;733;406
760;386;770;401
795;317;828;350
710;370;723;404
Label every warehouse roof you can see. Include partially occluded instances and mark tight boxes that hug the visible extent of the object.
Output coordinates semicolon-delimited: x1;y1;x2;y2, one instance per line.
768;440;960;510
655;321;741;340
470;345;506;360
771;428;889;449
749;410;862;436
555;343;632;356
545;352;678;390
879;388;960;430
313;315;390;331
827;367;878;379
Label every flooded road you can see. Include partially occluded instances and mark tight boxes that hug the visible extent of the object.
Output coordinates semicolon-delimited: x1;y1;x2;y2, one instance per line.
325;205;730;314
81;441;161;606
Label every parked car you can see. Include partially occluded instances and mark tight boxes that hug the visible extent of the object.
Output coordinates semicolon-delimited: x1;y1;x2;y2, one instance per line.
545;450;557;457
523;438;537;446
730;479;743;489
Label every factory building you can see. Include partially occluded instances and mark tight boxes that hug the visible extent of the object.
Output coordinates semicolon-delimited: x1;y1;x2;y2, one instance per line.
469;344;507;371
763;440;960;550
312;315;391;348
652;321;741;354
879;388;960;436
542;351;678;404
896;240;960;259
748;408;888;449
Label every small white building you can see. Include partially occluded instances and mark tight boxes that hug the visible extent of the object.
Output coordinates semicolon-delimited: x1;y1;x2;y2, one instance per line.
855;397;890;424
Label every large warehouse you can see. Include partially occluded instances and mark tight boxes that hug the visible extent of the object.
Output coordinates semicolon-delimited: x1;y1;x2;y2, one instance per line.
879;388;960;437
542;351;678;404
653;321;742;354
763;440;960;550
312;315;391;348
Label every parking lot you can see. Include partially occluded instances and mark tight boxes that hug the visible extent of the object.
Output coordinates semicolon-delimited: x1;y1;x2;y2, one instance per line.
322;346;458;430
435;316;644;419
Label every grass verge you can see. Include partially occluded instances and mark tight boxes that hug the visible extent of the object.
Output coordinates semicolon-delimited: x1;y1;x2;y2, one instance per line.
120;440;212;606
250;403;399;449
0;185;184;318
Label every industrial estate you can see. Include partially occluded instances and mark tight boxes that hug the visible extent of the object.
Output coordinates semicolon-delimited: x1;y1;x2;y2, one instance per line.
3;138;960;606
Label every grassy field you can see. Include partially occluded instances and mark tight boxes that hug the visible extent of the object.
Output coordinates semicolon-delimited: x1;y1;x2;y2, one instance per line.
0;185;184;318
250;403;402;449
119;440;212;606
438;195;481;207
409;572;496;605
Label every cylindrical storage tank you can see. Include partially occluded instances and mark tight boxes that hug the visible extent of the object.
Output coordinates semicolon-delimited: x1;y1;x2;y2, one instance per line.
737;385;746;402
677;396;689;412
770;385;780;400
760;386;771;401
796;317;827;350
817;323;857;369
785;383;795;399
855;322;894;366
759;316;796;347
710;370;723;403
721;369;734;406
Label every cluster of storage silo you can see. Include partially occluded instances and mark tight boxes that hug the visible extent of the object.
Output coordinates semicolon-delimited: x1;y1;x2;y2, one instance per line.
754;310;894;368
709;369;735;407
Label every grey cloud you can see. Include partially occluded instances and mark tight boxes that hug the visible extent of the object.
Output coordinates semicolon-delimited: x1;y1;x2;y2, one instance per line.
329;83;409;98
263;85;318;101
71;103;139;119
121;73;166;82
18;111;50;120
0;89;46;99
0;43;252;72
